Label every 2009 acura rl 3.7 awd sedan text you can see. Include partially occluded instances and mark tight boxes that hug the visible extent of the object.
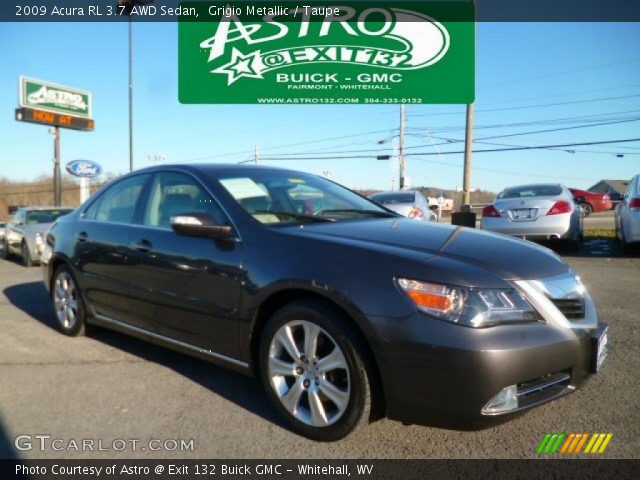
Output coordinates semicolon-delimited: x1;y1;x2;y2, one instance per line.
41;165;608;441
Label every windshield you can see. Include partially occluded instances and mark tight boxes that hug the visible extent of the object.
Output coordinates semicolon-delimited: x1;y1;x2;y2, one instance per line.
218;171;391;224
499;185;563;199
25;209;73;225
370;192;416;205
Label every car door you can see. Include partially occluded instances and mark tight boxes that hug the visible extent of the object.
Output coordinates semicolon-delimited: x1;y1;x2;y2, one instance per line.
75;173;151;328
127;171;243;358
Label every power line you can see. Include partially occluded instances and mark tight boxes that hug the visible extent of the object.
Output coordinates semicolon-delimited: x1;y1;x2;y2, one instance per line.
178;129;397;163
265;118;640;157
407;94;640;117
477;57;640;89
258;137;640;161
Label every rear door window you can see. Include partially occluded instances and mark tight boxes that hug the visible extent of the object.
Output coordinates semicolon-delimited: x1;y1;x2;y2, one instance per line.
85;175;149;224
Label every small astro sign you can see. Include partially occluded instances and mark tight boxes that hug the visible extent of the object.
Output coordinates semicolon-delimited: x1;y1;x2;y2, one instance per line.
19;76;92;118
179;1;475;104
65;160;103;178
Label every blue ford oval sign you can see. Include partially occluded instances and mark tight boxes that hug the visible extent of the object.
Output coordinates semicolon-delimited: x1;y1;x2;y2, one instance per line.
66;160;102;178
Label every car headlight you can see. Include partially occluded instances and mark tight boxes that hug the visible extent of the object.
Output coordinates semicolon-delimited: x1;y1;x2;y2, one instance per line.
397;278;541;327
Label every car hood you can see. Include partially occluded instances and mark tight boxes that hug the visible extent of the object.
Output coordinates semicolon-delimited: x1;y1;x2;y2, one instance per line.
286;218;567;281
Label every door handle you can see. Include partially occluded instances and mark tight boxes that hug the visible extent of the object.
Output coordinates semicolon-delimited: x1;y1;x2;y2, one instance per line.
131;239;153;253
77;231;88;243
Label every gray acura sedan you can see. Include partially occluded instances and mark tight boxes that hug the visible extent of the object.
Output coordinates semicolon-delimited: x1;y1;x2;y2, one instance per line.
41;165;608;441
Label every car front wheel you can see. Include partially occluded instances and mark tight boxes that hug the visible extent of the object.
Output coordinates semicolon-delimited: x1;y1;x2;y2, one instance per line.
21;242;33;267
259;300;373;441
52;265;88;336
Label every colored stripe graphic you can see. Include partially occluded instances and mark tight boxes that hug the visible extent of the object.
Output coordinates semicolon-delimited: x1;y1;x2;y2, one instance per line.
537;434;552;454
574;433;589;453
560;433;575;453
598;434;613;453
584;433;599;453
538;433;613;454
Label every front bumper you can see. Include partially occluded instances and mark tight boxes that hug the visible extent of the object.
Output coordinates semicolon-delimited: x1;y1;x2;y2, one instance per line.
369;312;606;429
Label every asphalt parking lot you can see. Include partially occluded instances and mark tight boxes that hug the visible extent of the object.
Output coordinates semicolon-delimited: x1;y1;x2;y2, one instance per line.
0;235;638;459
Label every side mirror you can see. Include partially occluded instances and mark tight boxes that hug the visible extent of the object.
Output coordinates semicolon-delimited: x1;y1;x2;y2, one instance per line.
170;212;234;241
429;204;439;212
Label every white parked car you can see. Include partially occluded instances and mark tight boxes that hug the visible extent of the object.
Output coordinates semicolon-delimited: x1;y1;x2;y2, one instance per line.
481;183;583;249
614;173;640;253
370;190;438;222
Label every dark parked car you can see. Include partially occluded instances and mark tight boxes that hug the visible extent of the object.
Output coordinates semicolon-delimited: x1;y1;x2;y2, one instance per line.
41;165;608;441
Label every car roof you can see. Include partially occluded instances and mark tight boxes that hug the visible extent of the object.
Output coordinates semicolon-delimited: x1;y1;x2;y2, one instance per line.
372;190;417;195
133;163;305;177
17;206;75;211
501;183;563;191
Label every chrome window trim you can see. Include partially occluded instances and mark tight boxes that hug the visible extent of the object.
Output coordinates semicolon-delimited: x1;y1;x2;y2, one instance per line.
93;314;249;368
79;169;242;242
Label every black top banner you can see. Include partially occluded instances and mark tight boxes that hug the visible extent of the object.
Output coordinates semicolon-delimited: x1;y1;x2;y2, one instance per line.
3;0;640;22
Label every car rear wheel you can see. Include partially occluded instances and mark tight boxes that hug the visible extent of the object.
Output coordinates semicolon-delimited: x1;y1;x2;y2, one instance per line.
52;265;88;336
259;299;372;441
578;202;592;217
21;242;33;267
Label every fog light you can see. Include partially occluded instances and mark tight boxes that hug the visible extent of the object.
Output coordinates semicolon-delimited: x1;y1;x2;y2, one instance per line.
482;385;518;414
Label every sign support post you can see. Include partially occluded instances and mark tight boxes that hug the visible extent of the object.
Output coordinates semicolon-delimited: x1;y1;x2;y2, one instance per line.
462;102;474;207
53;126;61;206
399;105;406;190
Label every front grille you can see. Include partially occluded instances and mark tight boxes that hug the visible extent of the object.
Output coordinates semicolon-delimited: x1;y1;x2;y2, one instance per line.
550;298;585;320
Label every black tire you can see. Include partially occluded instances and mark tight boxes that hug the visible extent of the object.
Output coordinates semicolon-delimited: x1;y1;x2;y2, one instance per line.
21;242;33;267
0;240;6;259
258;299;373;441
51;264;88;337
578;202;592;217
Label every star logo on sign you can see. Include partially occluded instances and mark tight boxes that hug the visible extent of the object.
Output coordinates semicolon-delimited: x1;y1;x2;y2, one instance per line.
212;48;263;85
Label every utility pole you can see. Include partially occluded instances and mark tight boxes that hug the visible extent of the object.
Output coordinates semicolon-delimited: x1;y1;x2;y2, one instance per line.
128;17;134;172
254;145;259;164
462;102;474;206
52;127;61;206
119;0;155;172
399;105;406;190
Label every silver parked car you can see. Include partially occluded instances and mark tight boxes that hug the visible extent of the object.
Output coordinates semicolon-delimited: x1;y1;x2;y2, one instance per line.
370;190;438;222
2;207;74;266
481;184;583;248
615;173;640;253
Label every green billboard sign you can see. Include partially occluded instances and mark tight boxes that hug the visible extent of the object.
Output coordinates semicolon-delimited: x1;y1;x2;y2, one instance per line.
19;76;92;118
179;2;475;104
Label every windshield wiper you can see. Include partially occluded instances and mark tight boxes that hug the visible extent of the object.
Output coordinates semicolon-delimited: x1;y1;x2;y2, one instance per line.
318;209;397;218
254;210;335;223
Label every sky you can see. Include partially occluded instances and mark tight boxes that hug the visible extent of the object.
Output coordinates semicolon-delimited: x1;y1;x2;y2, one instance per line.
1;21;639;193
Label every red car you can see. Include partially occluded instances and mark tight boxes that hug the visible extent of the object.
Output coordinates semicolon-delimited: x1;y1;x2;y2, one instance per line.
569;188;613;216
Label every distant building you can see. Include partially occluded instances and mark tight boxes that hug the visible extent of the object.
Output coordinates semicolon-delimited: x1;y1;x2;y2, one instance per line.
588;179;629;202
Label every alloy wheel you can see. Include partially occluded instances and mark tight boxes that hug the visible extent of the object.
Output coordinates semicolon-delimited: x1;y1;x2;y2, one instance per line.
53;271;78;330
268;320;350;427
